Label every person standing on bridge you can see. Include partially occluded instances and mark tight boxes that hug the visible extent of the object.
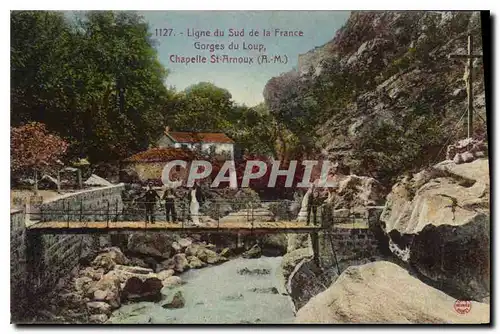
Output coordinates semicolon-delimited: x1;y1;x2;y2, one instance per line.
162;187;177;223
307;189;320;226
187;182;205;225
143;183;160;224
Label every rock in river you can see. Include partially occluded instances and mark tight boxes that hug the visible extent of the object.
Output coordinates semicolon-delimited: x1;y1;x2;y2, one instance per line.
162;290;185;309
242;244;262;259
121;277;163;302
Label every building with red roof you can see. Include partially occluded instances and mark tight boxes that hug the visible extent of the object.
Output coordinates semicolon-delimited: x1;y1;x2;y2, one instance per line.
157;127;235;159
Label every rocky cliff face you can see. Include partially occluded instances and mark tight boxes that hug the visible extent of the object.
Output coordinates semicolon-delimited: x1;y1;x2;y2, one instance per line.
265;11;486;185
316;11;485;163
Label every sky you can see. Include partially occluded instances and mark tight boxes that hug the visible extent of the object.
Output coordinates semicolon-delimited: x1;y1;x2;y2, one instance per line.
138;11;350;106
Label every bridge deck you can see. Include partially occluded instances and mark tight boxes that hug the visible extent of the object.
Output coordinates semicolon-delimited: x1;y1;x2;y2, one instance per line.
27;221;323;234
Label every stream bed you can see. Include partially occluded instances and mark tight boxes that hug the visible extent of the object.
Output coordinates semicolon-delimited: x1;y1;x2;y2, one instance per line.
108;256;295;324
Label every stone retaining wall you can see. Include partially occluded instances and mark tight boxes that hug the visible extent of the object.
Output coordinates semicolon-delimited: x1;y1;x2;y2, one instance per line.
36;184;125;222
11;209;28;319
318;227;381;268
11;185;124;321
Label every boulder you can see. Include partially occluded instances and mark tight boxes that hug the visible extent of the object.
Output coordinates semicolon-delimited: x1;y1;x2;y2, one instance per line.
91;247;129;272
162;290;185;309
93;289;108;301
127;257;150;269
78;267;105;281
281;247;313;283
86;271;121;309
157;253;190;273
171;242;182;253
242;244;262;259
178;238;193;249
380;159;490;301
86;301;112;316
260;234;287;256
172;253;190;272
205;243;216;250
196;247;223;264
161;276;183;289
157;269;175;281
89;314;109;323
114;265;153;275
295;261;489;324
187;256;205;269
110;265;157;285
219;247;232;258
327;174;385;209
446;138;488;164
74;277;93;294
121;277;163;302
127;233;176;259
185;244;201;257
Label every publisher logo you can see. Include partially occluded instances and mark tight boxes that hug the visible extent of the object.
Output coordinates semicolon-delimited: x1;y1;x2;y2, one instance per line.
454;300;472;314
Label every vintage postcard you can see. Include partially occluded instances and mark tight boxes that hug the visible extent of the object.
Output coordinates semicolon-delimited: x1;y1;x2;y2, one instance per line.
10;10;491;325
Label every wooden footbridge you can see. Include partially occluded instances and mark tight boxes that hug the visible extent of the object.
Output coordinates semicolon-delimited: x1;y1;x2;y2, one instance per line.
27;220;323;235
26;199;325;235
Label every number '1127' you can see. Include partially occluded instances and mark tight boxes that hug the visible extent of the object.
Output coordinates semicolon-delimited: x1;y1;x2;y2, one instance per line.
155;28;174;37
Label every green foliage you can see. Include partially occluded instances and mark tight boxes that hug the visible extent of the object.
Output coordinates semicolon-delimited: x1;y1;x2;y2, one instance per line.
348;110;448;186
164;82;234;133
11;11;168;162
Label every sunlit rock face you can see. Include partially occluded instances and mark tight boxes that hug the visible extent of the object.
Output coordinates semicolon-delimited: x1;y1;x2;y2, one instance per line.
295;261;489;324
380;158;490;302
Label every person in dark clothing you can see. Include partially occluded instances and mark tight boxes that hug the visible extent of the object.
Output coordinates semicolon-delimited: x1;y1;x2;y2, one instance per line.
307;190;320;225
143;184;160;224
162;187;177;222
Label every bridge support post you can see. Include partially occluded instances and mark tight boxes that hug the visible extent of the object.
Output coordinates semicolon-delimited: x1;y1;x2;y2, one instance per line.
311;231;320;268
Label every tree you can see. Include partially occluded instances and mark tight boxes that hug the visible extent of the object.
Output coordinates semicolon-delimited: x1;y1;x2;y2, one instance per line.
164;82;234;132
11;122;69;189
11;11;169;162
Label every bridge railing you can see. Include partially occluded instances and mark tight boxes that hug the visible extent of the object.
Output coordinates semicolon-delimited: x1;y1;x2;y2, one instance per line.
31;196;367;230
32;198;312;229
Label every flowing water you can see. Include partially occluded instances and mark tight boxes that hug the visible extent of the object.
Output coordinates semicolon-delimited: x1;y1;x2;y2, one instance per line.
108;256;296;324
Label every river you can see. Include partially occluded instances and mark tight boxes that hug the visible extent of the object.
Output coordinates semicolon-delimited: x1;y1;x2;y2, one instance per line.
108;256;296;324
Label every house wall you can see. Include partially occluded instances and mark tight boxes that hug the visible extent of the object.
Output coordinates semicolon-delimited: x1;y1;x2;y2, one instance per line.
157;135;176;148
156;134;235;159
202;143;234;159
